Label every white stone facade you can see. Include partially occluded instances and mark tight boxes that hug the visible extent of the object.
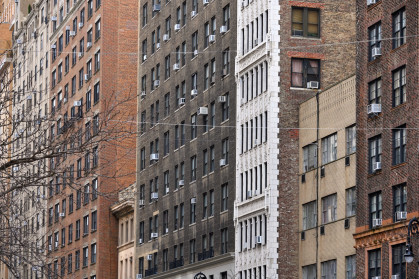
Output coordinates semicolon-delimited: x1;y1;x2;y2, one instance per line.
234;0;280;278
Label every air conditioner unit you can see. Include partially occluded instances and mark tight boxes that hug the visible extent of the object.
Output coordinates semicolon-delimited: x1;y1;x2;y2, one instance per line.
243;242;247;249
138;238;143;244
178;98;186;106
256;236;263;244
165;227;169;233
78;22;84;29
151;232;158;238
84;74;89;81
138;199;145;206
247;190;252;198
141;91;146;98
152;4;161;12
178;180;185;186
136;274;143;279
51;44;56;49
51;16;57;21
209;35;216;43
27;95;32;100
163;34;169;41
372;47;381;57
54;241;58;247
203;0;209;5
78;52;83;58
16;39;23;44
31;32;36;38
220;25;227;34
367;0;376;6
391;275;399;279
48;245;52;250
59;213;65;217
197;107;208;115
156;42;161;49
12;166;19;172
210;75;215;84
307;81;319;89
372;218;382;227
373;162;381;171
150;153;159;161
143;55;147;61
254;39;258;46
191;89;198;96
69;31;76;36
191;197;197;204
254;138;259;145
367;104;381;114
66;26;71;30
154;80;160;87
372;277;381;279
191;10;197;17
173;63;180;71
396;211;407;220
147;254;153;260
87;42;92;48
174;24;181;31
74;100;82;106
63;98;67;103
222;68;228;77
193;49;199;56
219;159;226;166
151;192;158;199
218;96;226;103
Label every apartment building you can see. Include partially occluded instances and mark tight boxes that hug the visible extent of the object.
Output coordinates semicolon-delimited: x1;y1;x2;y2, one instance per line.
234;1;280;278
135;0;237;277
43;0;137;278
299;76;356;279
354;0;418;278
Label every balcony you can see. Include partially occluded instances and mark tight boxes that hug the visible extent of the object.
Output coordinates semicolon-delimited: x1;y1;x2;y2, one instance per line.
169;258;184;270
198;249;214;261
145;267;158;276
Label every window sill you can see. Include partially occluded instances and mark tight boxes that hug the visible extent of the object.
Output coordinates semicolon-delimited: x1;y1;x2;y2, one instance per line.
391;162;407;170
290;35;321;41
390;43;407;53
289;87;318;91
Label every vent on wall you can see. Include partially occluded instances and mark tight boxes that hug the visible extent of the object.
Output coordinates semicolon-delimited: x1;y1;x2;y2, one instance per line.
301;173;306;183
320;166;325;177
301;231;305;240
344;218;350;229
345;156;350;166
320;225;325;235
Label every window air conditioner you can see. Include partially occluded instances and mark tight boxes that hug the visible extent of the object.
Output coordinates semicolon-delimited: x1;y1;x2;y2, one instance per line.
191;10;197;17
256;236;263;244
247;190;252;198
84;74;89;81
78;52;83;58
219;159;226;166
78;22;84;29
372;218;382;227
191;89;198;96
373;162;381;171
87;42;92;48
152;4;161;12
391;275;399;279
66;26;71;30
150;153;159;161
174;24;181;31
178;180;185;186
222;68;228;77
372;277;381;279
138;238;143;244
51;44;56;49
51;16;57;21
163;34;169;41
220;25;227;34
367;104;381;114
138;199;145;206
165;227;169;233
209;35;216;43
141;91;146;98
178;98;186;106
143;55;147;61
372;47;381;57
173;63;180;71
191;197;197;204
203;0;209;5
154;80;160;87
12;166;19;172
16;39;23;44
218;96;226;103
151;232;158;238
151;192;158;200
73;100;82;107
48;245;52;250
193;49;199;56
197;107;208;115
69;31;76;36
307;81;319;89
367;0;376;6
396;211;407;220
59;213;65;217
156;42;161;49
136;274;143;279
147;254;153;260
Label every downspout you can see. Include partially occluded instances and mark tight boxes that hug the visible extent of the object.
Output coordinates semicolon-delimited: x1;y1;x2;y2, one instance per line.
315;90;321;275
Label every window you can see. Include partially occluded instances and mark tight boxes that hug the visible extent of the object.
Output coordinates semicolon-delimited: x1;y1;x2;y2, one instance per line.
190;199;196;224
292;7;319;38
191;114;197;139
180;203;184;228
368;249;381;278
142;3;148;27
221;228;228;254
369;192;382;228
68;254;73;273
321;260;336;279
346;187;356;217
303;143;317;172
291;58;320;88
368;135;382;173
94;82;100;104
76;219;81;240
321;194;337;224
164;93;170;116
392;66;406;107
209;190;214;216
222;138;229;164
303;201;316;230
82;246;88;267
191;155;197;181
204;63;209;89
192;31;198;57
346;125;356;155
83;215;89;235
393;125;406;165
368;22;381;61
221;183;228;211
88;0;93;18
91;243;97;264
165;55;170;79
222;49;230;75
368;78;381;104
202;192;208;218
75;250;80;270
91;210;97;231
223;5;230;30
393;184;407;221
392;8;406;49
204;22;210;48
203;150;208;175
221;93;229;121
95;19;101;40
392;244;406;279
95;51;100;72
189;239;196;263
165;16;171;38
302;264;316;279
346;255;356;279
321;133;337;164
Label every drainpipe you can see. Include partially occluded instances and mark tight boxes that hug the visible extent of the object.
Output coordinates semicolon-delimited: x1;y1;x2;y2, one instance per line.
315;90;321;275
